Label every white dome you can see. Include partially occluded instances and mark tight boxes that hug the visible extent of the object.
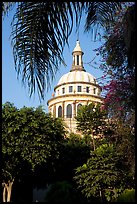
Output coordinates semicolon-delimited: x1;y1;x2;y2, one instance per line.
57;70;97;85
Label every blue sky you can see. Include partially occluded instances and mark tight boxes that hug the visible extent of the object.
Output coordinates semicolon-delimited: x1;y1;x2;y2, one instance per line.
2;7;105;112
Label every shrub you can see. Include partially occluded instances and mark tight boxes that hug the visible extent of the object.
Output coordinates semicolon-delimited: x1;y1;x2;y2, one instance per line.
44;181;87;203
116;189;135;202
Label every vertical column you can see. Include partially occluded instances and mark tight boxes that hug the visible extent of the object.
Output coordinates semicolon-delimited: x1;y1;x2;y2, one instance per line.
73;100;76;117
73;55;75;66
53;105;56;117
79;55;81;66
62;101;65;118
75;55;77;66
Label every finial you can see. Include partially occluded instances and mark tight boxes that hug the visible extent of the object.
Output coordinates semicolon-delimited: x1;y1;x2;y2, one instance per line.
77;30;79;41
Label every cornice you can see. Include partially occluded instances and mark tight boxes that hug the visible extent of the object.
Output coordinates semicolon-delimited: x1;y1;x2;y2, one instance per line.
47;93;104;105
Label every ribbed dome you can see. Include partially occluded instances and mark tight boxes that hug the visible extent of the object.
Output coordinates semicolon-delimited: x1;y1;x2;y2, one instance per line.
57;70;97;85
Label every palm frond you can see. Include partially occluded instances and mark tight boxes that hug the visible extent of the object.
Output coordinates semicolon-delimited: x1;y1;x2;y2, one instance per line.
2;2;16;17
122;5;135;68
11;2;82;100
84;2;122;38
9;2;124;100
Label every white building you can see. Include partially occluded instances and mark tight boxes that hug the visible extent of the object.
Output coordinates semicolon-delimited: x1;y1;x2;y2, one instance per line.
47;40;103;133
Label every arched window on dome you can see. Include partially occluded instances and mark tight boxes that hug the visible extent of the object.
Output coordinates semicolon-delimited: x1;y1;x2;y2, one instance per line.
58;106;62;117
66;104;72;118
77;103;82;114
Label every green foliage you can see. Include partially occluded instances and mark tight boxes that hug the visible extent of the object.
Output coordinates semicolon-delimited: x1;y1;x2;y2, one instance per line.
75;102;107;150
74;144;129;202
103;119;135;182
32;132;91;190
65;133;92;148
76;102;107;136
51;133;91;182
116;189;135;202
2;102;66;183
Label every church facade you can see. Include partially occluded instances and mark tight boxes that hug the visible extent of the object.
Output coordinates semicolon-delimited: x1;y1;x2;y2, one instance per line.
47;40;103;133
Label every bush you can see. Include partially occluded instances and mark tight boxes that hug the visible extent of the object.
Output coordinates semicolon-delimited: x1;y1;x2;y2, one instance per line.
44;181;87;203
116;189;135;202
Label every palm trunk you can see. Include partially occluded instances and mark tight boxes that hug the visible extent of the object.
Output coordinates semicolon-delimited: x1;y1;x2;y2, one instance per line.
3;184;6;202
2;179;14;202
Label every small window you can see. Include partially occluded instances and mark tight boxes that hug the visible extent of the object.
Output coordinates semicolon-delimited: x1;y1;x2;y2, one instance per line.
86;87;89;93
77;55;79;65
62;87;65;94
93;88;96;94
77;86;81;92
69;86;73;93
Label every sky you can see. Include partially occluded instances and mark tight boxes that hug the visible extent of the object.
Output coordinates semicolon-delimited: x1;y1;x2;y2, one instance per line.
2;6;105;112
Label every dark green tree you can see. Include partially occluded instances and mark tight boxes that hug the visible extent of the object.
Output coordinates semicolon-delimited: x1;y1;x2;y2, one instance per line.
44;181;88;203
2;102;66;202
49;132;91;183
75;103;107;150
104;119;135;183
74;144;131;202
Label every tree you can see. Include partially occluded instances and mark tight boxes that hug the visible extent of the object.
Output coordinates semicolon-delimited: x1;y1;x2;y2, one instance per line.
74;144;131;202
105;119;135;183
44;181;87;203
2;2;122;100
75;103;107;150
96;3;135;120
2;102;66;202
116;189;135;202
47;133;91;183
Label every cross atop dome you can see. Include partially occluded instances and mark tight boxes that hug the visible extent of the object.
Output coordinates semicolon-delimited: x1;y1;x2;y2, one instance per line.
71;40;85;72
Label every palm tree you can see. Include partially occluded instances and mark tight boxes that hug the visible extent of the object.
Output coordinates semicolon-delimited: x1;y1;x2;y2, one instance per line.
3;2;124;100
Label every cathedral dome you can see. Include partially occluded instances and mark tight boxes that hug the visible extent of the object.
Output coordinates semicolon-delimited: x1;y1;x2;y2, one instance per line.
57;70;97;86
47;40;103;134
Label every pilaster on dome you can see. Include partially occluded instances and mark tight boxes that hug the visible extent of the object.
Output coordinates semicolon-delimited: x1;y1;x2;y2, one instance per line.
71;40;85;72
